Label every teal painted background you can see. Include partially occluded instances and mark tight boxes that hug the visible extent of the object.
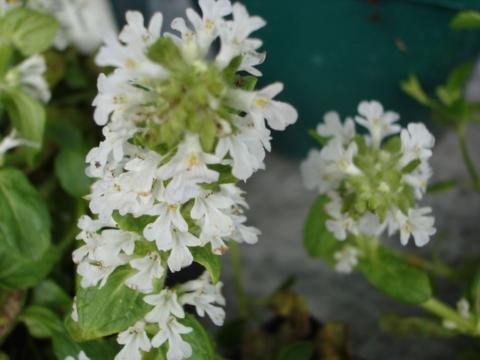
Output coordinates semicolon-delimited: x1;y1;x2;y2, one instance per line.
242;0;480;155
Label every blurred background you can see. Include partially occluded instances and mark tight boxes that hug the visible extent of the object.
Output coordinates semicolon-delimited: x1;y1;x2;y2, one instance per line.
108;1;480;359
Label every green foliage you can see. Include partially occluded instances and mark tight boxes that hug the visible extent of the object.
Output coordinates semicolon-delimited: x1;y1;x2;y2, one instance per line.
0;168;54;288
427;180;458;194
0;7;59;56
180;314;216;360
191;245;222;283
147;37;182;68
54;144;91;197
65;267;151;341
359;248;432;304
303;195;341;262
277;341;314;360
112;211;157;236
32;280;72;313
0;88;45;157
380;313;456;338
450;10;480;30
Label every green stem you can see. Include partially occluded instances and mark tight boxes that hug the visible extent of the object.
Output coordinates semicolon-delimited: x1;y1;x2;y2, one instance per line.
229;241;250;318
457;126;480;190
402;253;457;281
422;298;477;335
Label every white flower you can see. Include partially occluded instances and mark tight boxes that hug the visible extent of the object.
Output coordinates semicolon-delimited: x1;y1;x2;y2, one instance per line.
325;192;358;241
231;83;298;131
151;317;192;360
144;289;185;326
179;272;226;326
230;214;260;245
300;149;341;193
71;300;78;322
77;254;129;288
334;246;359;274
92;72;147;127
158;134;220;203
316;111;355;145
216;3;266;75
357;212;386;237
191;189;234;238
215;116;268;180
355;100;400;147
115;321;151;360
457;298;471;319
126;252;165;294
119;11;163;50
118;151;162;196
403;162;432;200
186;0;232;53
321;138;361;176
65;351;90;360
396;207;436;247
6;55;50;103
400;123;435;167
0;129;39;156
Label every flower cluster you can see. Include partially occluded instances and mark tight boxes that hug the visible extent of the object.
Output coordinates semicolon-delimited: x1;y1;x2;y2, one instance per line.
74;1;297;359
301;101;436;273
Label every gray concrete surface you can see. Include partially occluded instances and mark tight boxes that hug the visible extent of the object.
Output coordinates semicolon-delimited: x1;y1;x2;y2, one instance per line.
220;125;480;359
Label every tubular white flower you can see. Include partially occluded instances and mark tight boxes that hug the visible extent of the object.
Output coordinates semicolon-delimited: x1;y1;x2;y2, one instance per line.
400;122;435;167
301;149;341;193
316;111;355;145
334;246;359;274
397;207;436;247
321;138;361;176
151;317;193;360
0;129;39;156
6;55;50;103
115;321;152;360
355;100;400;147
126;252;164;293
65;351;90;360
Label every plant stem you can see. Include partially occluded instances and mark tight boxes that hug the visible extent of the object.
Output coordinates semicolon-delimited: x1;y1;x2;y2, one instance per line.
457;126;480;191
422;298;477;335
229;241;250;318
402;253;457;281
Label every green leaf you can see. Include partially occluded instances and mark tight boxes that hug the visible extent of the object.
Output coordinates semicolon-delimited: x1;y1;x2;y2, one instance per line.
435;62;474;106
277;341;314;360
199;118;217;153
1;88;45;156
380;313;456;338
401;159;421;173
0;168;50;259
427;180;458;194
54;144;91;197
65;267;151;341
0;7;59;56
180;314;216;360
32;280;72;313
359;247;432;304
400;75;434;108
308;128;327;146
451;10;480;30
191;245;221;283
234;75;257;91
21;305;119;359
20;305;64;339
303;195;341;261
112;211;156;236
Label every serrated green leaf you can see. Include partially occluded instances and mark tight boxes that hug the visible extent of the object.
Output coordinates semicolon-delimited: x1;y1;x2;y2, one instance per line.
0;7;59;56
191;245;221;283
54;144;91;197
451;10;480;30
66;267;151;341
303;195;341;262
277;341;314;360
359;247;432;304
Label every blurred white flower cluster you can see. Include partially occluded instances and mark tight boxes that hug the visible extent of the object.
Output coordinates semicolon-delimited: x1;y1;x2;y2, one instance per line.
74;1;297;359
302;101;436;273
1;0;116;54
